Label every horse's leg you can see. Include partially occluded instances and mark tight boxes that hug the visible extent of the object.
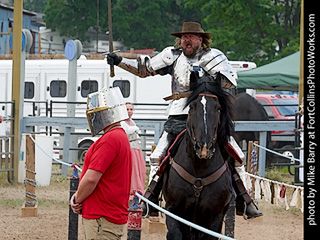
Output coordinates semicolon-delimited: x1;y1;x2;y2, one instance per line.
166;215;184;240
205;214;225;240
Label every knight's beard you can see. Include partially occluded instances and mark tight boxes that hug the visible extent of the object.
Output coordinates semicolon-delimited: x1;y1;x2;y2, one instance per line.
182;45;199;58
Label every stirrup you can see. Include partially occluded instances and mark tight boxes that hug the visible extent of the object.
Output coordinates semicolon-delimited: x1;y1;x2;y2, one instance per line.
141;195;160;218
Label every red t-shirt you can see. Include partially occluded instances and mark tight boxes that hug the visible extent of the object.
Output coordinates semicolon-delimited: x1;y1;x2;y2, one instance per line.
80;128;132;224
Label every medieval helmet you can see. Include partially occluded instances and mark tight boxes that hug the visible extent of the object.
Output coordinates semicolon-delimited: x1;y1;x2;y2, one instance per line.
86;87;128;136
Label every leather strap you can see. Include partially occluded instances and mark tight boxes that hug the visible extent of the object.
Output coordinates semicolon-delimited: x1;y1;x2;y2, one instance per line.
233;173;252;204
171;160;228;193
163;91;192;101
199;93;218;99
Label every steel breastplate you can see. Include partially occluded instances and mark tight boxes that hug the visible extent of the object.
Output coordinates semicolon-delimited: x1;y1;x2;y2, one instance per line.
172;53;197;93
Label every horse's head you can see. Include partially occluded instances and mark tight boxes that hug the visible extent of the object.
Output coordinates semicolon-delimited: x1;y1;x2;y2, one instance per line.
186;92;221;159
185;71;234;159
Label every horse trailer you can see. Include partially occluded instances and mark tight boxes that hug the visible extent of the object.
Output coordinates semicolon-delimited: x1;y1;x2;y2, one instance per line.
0;56;256;160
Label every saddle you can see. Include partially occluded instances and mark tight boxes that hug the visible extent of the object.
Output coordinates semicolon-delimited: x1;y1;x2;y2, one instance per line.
144;129;186;199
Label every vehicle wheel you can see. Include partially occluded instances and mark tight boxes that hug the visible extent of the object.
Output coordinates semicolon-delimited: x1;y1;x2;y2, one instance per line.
78;141;93;163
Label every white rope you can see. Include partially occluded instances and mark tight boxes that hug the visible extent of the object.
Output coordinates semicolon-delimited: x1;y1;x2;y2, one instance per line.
135;192;237;240
29;134;235;239
244;172;303;190
253;143;302;163
30;134;235;239
28;134;82;172
247;143;303;190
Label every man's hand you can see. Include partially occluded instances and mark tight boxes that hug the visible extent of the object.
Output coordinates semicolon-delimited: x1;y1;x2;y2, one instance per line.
70;193;82;214
107;53;122;66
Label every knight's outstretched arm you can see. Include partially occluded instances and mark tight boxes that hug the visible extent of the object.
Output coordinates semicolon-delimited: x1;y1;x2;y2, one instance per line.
107;53;155;78
106;47;180;78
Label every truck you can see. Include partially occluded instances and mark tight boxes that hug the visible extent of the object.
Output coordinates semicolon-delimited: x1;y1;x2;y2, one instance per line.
255;93;299;161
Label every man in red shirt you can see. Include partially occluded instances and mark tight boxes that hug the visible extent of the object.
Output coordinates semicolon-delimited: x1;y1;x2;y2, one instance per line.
70;121;132;239
70;87;132;240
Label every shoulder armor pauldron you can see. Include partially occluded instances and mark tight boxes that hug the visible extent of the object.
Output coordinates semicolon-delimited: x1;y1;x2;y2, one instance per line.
149;47;182;71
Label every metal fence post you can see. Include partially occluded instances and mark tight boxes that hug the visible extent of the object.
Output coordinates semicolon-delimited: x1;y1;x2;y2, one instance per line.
68;165;80;240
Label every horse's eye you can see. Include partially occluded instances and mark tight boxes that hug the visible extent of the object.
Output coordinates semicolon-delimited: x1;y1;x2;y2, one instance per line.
217;108;221;113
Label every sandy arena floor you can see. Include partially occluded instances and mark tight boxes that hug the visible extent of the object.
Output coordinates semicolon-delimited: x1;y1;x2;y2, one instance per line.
0;178;303;240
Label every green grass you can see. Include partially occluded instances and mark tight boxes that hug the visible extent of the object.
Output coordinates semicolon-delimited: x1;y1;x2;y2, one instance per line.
265;166;295;184
0;198;68;209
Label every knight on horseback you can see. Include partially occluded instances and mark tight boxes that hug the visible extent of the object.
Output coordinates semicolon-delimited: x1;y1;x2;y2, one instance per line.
107;21;262;220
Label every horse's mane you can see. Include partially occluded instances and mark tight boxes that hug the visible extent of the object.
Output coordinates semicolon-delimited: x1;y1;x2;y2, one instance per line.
185;72;234;151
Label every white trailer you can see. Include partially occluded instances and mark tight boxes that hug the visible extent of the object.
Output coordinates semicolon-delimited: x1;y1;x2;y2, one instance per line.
0;56;256;160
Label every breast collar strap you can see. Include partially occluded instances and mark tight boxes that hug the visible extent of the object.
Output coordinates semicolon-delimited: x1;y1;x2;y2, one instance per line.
171;160;228;198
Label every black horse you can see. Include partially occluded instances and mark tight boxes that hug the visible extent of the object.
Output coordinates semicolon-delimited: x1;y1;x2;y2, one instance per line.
232;92;273;168
162;73;234;240
232;92;269;143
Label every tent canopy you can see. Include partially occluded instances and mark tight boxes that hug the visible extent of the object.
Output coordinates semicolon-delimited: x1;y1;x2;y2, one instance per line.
237;52;300;91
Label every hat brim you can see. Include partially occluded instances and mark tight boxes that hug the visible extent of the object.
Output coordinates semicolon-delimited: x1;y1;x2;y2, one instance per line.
170;32;211;39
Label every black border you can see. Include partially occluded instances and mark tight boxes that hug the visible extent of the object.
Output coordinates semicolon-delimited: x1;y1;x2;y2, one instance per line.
304;1;319;237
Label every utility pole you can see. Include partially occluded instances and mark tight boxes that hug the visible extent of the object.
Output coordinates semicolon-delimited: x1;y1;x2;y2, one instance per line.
11;0;23;183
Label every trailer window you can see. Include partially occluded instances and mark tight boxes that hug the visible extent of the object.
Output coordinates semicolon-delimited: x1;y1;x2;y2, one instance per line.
24;82;34;99
113;80;130;98
81;80;98;97
50;80;67;97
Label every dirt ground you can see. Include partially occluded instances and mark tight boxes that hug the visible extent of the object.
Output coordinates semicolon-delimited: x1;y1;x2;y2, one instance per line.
0;174;303;240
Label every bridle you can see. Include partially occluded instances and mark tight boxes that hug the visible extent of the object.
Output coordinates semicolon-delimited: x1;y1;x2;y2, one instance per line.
185;93;220;158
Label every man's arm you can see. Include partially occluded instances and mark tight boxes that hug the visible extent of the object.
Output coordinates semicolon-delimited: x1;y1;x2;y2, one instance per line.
107;47;179;78
70;169;102;214
107;53;154;78
75;169;102;203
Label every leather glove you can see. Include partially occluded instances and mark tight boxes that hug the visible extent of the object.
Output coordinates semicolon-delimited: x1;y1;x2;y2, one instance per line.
107;53;122;65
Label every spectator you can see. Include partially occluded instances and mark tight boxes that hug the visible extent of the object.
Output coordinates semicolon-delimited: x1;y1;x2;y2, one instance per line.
121;103;147;201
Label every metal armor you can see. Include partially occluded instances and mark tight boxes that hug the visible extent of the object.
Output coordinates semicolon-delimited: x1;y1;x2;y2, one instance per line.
149;47;237;91
117;47;237;115
148;47;238;115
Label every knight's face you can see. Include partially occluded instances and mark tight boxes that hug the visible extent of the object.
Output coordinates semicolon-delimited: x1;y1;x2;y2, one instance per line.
181;34;202;58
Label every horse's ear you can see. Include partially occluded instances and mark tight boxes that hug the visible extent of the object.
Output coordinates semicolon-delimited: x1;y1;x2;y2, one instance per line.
189;71;200;90
216;72;222;85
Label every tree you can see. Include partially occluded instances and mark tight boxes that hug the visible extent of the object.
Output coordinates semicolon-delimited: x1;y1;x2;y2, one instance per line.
112;0;203;49
184;0;301;65
44;0;105;42
43;0;201;51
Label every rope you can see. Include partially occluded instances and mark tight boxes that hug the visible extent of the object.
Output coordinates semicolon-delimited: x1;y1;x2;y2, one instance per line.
28;134;82;172
135;192;237;240
244;172;304;190
249;146;258;197
29;133;304;236
24;149;37;205
253;143;302;163
28;134;236;239
247;142;303;190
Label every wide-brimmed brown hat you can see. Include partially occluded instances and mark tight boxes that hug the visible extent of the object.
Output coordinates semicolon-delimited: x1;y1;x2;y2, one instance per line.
171;22;211;39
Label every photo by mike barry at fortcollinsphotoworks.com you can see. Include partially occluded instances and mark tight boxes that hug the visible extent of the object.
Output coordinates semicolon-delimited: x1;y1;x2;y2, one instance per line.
304;10;318;232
